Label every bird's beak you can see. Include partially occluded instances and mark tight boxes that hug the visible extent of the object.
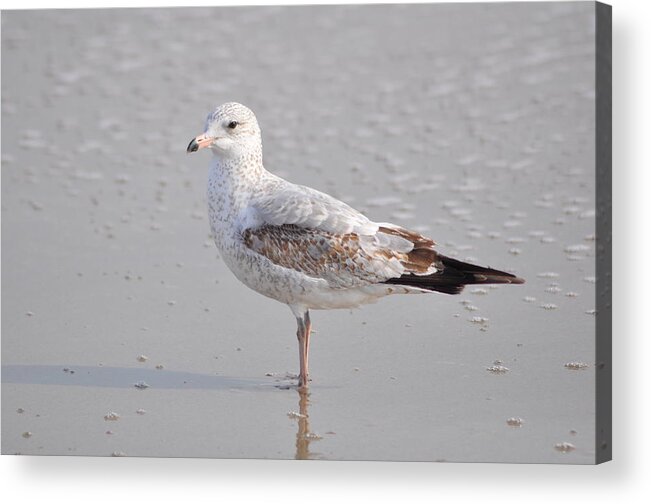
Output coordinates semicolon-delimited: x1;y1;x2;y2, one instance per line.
186;133;215;153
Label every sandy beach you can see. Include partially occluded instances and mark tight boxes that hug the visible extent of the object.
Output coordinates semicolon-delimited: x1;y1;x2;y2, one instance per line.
2;2;598;462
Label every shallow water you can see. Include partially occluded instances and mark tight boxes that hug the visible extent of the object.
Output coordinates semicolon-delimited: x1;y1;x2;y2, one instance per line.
2;3;597;463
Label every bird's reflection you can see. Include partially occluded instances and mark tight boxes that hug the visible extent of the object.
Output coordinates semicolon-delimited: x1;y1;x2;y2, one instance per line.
294;388;321;460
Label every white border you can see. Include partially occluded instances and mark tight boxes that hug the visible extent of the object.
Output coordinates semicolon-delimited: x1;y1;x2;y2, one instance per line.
2;0;650;502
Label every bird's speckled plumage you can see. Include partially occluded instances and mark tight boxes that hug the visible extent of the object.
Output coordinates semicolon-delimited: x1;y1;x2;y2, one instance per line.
188;102;523;387
199;102;443;316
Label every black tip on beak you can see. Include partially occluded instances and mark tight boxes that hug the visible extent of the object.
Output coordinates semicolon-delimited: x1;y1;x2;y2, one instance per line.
187;138;199;153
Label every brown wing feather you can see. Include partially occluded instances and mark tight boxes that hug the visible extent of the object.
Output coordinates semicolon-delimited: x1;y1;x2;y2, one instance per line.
378;226;439;274
242;224;408;288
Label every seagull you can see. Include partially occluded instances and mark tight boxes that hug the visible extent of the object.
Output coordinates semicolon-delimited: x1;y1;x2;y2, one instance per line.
187;102;524;389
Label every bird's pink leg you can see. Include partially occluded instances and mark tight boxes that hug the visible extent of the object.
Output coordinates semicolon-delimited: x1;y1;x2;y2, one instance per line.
304;311;312;380
296;316;308;389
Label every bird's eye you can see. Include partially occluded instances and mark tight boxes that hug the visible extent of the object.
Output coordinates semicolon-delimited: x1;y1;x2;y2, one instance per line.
228;121;238;129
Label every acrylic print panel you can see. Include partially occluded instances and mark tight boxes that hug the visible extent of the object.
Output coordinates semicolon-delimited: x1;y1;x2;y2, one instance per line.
1;2;610;463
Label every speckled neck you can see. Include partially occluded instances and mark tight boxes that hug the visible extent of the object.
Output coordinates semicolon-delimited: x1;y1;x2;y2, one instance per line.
211;146;265;183
206;146;266;236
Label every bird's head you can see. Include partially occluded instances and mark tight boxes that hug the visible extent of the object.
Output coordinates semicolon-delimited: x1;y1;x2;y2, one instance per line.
187;102;261;158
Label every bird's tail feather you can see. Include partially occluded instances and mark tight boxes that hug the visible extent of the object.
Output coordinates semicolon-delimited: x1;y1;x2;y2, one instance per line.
384;254;524;295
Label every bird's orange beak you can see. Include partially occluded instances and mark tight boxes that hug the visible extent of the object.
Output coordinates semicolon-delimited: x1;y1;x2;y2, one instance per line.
187;133;215;153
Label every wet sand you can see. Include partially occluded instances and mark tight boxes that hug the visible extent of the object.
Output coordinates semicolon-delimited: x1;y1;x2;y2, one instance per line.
2;3;597;462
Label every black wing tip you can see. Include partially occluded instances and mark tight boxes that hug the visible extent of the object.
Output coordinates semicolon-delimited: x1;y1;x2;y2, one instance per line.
383;276;466;295
434;284;465;295
382;256;524;295
475;273;525;285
